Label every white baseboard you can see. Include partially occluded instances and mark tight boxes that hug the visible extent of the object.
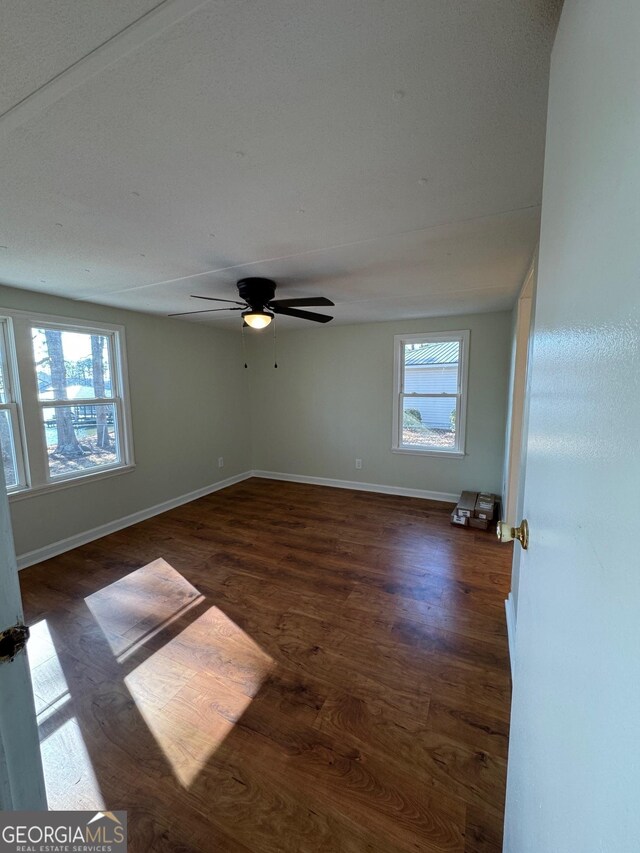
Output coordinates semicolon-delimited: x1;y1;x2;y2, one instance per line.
505;592;516;673
251;470;459;504
16;471;253;570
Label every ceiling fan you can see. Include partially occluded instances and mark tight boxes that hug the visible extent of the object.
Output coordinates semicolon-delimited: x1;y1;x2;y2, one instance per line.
169;277;334;328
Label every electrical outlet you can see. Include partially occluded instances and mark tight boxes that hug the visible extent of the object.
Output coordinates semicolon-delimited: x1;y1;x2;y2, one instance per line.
355;458;362;470
218;456;224;468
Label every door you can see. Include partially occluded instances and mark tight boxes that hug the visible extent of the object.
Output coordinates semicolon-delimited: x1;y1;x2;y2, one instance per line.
0;463;47;809
503;1;640;850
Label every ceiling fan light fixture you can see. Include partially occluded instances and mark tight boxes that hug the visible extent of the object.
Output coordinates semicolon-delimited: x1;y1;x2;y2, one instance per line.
242;309;274;329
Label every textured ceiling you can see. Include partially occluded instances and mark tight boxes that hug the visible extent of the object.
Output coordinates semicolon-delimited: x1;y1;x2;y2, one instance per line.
0;0;562;327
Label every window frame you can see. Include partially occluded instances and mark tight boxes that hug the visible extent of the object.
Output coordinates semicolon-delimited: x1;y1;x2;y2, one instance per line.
392;330;470;458
0;317;28;491
0;308;135;500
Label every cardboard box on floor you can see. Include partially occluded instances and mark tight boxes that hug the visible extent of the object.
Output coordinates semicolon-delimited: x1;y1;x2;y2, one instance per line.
450;511;468;527
475;492;498;521
451;490;499;530
455;491;477;518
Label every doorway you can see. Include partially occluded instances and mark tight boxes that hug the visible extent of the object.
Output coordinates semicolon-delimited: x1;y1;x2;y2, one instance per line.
502;258;536;653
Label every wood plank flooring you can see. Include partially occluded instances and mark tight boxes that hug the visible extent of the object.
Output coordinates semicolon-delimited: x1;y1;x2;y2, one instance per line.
19;478;512;852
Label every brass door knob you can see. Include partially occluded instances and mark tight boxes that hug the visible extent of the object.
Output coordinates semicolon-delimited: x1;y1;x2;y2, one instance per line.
497;519;529;550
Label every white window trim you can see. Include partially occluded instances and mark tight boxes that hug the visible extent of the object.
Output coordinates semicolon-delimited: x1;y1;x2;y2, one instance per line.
0;317;29;491
392;330;470;458
8;462;136;502
0;307;135;499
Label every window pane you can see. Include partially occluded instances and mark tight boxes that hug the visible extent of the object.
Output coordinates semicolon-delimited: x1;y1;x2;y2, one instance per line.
33;328;113;401
43;403;120;478
403;340;459;393
0;409;18;488
402;397;457;450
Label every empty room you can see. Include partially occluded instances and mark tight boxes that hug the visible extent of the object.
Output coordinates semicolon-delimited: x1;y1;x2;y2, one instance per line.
1;1;639;852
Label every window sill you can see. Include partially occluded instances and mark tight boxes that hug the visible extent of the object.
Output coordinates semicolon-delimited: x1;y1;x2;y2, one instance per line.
391;447;466;459
8;463;136;502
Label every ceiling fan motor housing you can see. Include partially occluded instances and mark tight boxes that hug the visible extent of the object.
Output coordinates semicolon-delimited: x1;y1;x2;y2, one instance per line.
237;277;276;308
169;277;333;323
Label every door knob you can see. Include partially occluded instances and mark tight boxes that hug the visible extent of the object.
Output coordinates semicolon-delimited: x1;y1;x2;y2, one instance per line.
497;519;529;550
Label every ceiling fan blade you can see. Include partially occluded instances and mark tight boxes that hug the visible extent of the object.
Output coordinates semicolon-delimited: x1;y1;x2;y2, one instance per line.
269;296;335;308
168;307;243;317
271;305;333;323
191;295;246;305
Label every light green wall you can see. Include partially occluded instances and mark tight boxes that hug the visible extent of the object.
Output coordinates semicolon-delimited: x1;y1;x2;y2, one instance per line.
248;311;511;496
0;284;250;556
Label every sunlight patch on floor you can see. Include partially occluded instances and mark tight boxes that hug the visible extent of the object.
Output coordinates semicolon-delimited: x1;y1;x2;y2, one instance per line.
124;606;274;788
28;619;70;715
40;715;106;811
31;558;278;792
114;594;206;662
84;557;205;656
28;620;105;809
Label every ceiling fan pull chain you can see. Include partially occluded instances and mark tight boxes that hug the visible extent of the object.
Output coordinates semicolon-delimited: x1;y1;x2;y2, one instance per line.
273;317;278;368
241;322;248;369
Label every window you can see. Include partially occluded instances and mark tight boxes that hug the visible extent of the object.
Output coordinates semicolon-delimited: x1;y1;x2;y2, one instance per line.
392;331;469;456
0;311;133;496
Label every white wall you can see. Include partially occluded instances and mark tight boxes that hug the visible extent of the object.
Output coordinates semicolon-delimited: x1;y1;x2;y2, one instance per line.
0;284;250;558
248;311;511;497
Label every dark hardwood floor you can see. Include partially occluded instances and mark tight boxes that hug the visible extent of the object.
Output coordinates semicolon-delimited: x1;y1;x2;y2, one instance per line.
19;478;512;852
